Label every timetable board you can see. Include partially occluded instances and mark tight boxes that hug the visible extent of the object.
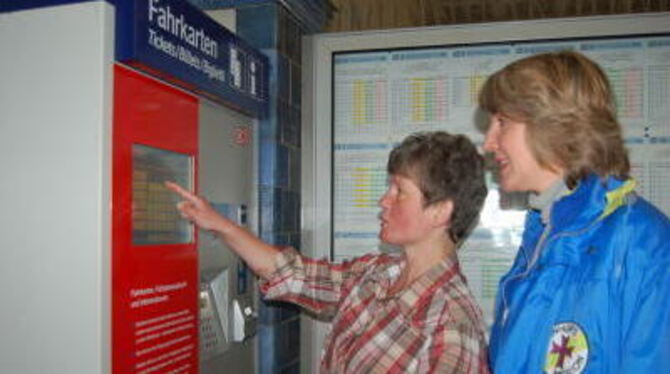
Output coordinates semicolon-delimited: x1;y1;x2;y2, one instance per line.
331;34;670;326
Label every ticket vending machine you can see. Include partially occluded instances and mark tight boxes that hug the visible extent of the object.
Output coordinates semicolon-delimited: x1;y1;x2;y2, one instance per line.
113;65;257;374
112;66;201;373
197;97;257;374
1;1;267;373
111;0;267;371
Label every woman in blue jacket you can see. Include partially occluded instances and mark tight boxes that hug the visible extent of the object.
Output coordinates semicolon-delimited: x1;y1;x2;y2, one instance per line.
479;50;670;373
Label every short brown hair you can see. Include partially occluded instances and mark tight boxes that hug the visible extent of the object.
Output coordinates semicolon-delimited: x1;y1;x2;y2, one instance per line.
387;131;487;243
479;50;629;187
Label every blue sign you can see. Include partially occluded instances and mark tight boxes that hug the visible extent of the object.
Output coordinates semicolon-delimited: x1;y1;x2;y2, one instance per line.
186;0;269;9
116;0;268;116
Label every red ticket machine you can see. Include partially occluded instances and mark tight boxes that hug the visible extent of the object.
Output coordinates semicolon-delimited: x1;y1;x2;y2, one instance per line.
2;0;266;372
113;65;200;374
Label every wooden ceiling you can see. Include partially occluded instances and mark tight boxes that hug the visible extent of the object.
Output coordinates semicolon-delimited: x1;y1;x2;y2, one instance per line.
325;0;670;32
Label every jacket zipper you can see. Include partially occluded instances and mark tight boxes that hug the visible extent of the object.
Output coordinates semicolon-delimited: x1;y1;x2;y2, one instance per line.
499;217;606;326
500;220;551;325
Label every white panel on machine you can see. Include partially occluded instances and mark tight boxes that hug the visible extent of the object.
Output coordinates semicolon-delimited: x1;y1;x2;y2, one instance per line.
0;3;114;373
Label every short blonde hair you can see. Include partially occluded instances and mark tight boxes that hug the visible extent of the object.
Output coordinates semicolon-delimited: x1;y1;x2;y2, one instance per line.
479;50;630;187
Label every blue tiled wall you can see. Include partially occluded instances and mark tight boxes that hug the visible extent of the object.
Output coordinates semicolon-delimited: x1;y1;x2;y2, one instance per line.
236;2;305;373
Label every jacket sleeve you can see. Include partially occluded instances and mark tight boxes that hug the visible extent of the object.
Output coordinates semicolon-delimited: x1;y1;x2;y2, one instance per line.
619;211;670;371
259;247;379;318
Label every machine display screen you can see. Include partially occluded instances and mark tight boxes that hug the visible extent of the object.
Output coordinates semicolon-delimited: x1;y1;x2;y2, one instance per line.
132;144;193;245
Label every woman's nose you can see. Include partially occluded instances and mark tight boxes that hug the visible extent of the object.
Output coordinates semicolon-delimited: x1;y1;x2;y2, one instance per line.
483;125;499;153
378;192;390;208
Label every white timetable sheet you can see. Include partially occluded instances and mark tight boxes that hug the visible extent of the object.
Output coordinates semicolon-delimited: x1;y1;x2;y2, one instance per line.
332;35;670;326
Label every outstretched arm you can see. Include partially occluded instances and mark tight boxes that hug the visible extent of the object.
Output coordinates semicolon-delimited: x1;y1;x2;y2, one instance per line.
165;182;279;279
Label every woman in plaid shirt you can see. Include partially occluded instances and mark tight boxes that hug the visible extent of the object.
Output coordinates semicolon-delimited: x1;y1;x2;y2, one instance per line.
167;131;490;373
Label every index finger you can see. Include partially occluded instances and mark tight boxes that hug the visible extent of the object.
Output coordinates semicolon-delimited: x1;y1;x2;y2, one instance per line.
165;181;198;203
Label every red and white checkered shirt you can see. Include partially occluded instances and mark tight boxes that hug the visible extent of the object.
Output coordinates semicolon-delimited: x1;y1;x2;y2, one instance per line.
260;248;490;373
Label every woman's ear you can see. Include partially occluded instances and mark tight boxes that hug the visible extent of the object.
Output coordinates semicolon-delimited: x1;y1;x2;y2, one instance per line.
430;199;454;229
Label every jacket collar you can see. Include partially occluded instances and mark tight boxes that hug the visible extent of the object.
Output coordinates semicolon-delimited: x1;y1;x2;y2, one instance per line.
528;179;569;225
523;174;636;266
549;174;634;232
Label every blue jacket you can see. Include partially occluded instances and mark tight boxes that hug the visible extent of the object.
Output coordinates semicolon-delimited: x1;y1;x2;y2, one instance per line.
489;174;670;373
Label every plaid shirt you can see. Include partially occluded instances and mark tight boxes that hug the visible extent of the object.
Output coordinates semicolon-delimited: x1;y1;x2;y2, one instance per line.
260;248;489;373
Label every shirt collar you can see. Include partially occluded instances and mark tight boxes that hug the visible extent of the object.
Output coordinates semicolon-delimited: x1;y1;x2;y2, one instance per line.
393;253;461;321
528;179;569;225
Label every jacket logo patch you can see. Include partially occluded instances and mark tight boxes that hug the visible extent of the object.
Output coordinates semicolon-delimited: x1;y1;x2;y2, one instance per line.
544;322;589;374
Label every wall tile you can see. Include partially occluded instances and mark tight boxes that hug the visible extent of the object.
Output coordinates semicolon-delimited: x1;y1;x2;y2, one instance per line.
281;103;300;147
257;324;277;372
289;147;301;192
236;4;277;49
234;2;311;372
276;144;290;188
277;317;301;364
259;184;275;234
259;104;279;141
279;362;300;374
290;63;301;107
259;140;277;186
